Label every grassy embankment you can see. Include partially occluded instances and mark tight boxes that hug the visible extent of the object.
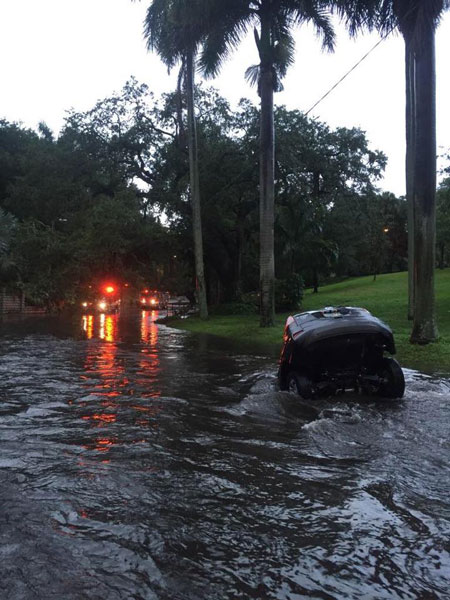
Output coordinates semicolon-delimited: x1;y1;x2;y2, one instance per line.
171;270;450;374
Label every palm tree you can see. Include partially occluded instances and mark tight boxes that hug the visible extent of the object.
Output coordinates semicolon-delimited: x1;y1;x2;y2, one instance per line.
143;0;209;319
200;0;335;326
333;2;415;318
337;0;448;343
380;1;448;343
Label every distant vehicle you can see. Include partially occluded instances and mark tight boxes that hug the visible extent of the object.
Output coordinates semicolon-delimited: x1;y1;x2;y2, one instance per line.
139;289;169;310
139;288;160;309
80;283;121;314
278;306;405;399
167;295;191;316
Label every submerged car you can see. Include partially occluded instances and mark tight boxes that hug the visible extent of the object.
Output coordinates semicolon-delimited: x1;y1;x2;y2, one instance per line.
278;306;405;399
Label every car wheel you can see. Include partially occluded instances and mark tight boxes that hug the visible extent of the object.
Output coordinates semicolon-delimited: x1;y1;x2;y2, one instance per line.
378;357;405;399
287;372;313;399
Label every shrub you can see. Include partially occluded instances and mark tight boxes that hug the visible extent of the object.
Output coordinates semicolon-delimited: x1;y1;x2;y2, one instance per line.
275;273;304;311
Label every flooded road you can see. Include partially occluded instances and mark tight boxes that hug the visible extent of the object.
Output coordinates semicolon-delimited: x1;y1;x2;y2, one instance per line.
0;310;449;600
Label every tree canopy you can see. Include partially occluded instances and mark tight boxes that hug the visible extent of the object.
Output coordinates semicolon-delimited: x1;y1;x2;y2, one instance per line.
0;82;410;310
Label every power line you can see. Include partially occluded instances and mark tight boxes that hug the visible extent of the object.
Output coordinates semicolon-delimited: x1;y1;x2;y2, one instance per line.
305;27;396;117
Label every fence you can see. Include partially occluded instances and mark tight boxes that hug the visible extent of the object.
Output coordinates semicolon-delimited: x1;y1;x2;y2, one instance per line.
0;288;46;315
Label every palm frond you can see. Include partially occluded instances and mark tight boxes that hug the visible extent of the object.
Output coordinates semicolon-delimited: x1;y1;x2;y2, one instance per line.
199;2;253;77
244;64;261;89
272;68;285;92
330;0;380;36
144;0;209;69
291;3;335;52
272;31;296;78
379;0;449;46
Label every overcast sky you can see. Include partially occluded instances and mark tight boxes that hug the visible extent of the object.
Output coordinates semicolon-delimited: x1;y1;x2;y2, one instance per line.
1;0;449;196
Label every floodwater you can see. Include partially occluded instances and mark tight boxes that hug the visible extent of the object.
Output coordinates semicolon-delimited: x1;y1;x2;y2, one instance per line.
0;310;449;600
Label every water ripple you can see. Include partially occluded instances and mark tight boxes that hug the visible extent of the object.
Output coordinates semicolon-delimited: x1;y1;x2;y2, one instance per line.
0;313;449;599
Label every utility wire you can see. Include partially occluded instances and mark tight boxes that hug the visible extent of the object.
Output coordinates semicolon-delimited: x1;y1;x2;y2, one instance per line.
305;26;396;117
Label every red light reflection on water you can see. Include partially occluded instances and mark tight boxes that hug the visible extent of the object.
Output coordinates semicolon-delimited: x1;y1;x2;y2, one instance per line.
140;310;159;345
99;314;116;342
94;438;115;452
76;310;163;460
81;313;118;343
139;311;161;398
81;413;117;424
79;313;124;454
82;315;94;339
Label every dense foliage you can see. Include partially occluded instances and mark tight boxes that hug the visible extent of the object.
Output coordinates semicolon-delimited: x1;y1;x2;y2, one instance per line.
0;83;410;309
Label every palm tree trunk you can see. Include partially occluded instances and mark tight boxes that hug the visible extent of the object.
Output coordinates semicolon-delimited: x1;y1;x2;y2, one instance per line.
185;48;208;320
258;19;275;327
405;37;415;320
235;216;244;300
410;26;438;343
176;61;186;150
313;268;319;293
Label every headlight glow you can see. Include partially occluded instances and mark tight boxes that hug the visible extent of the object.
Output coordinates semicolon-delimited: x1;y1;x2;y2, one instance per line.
82;302;88;308
98;301;107;311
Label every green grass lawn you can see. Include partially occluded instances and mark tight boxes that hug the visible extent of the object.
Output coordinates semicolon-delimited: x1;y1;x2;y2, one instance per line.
171;270;450;374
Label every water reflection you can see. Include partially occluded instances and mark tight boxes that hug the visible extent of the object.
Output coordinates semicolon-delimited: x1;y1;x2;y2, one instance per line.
81;315;121;456
1;315;450;600
139;310;161;398
81;310;161;345
99;313;116;342
81;314;94;339
140;310;158;344
78;310;163;458
81;312;118;342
